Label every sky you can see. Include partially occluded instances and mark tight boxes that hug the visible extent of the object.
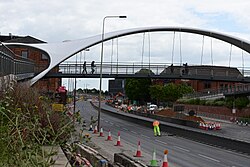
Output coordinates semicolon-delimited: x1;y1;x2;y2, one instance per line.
1;0;250;91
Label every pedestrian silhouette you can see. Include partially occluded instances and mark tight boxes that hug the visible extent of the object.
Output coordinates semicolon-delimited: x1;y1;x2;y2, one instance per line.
170;64;174;74
82;61;87;74
91;61;96;74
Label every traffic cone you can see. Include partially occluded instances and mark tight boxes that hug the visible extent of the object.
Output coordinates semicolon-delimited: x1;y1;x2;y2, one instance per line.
99;127;104;137
93;125;98;134
134;141;142;157
216;123;221;130
149;149;158;167
88;124;93;131
114;131;122;146
162;150;168;167
106;129;112;141
205;123;208;130
199;122;203;129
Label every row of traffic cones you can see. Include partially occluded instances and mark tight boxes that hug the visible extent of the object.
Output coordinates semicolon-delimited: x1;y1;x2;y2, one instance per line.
89;125;122;146
89;125;169;167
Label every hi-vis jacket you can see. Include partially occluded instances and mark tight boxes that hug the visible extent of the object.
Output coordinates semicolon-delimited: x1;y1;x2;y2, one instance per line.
153;120;160;126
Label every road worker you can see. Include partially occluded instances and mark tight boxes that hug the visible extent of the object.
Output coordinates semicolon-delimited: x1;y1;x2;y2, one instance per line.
153;120;161;136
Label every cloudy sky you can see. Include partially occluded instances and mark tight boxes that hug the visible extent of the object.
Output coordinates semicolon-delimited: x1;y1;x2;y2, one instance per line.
1;0;250;90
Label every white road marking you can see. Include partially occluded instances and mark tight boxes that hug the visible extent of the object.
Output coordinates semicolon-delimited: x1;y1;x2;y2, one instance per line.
155;139;168;145
122;128;128;131
115;124;120;127
105;120;109;123
141;134;150;139
109;122;114;125
173;146;190;152
198;154;220;163
131;131;137;134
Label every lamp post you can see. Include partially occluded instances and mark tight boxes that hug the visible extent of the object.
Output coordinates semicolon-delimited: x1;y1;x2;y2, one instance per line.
98;15;127;131
84;48;90;61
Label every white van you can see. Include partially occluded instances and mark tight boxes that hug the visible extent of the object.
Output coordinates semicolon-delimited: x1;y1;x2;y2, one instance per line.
148;104;158;111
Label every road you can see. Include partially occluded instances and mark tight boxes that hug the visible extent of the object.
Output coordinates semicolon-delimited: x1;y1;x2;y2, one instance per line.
77;100;250;167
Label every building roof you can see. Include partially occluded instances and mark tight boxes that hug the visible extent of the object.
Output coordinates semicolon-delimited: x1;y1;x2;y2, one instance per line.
161;65;243;78
0;35;46;43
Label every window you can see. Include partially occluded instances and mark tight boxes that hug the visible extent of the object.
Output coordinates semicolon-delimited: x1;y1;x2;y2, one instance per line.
204;81;211;89
21;50;28;59
41;53;48;60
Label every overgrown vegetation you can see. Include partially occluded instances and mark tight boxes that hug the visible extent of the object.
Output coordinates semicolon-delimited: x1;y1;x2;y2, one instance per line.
178;96;250;109
0;82;74;166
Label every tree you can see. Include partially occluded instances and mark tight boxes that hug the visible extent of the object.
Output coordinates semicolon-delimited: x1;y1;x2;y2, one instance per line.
149;83;193;104
77;88;84;94
125;78;151;104
149;84;163;105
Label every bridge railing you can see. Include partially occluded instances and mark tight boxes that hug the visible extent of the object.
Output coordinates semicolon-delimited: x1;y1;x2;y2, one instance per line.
59;62;168;75
184;83;250;99
0;44;35;79
59;61;250;79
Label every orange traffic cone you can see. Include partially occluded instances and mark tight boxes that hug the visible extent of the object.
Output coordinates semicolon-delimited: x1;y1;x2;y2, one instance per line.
93;125;98;134
106;129;112;141
115;131;122;146
99;127;104;137
134;141;142;157
162;150;168;167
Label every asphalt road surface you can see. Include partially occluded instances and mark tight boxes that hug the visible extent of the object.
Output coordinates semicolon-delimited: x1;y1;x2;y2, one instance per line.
76;100;250;167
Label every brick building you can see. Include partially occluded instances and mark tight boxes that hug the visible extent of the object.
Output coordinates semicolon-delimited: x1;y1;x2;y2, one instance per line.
159;65;244;92
0;34;61;93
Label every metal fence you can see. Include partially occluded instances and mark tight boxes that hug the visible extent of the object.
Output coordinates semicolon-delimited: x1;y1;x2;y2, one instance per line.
0;44;35;79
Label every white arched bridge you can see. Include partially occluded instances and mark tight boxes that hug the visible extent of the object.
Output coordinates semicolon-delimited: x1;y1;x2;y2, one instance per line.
4;26;250;84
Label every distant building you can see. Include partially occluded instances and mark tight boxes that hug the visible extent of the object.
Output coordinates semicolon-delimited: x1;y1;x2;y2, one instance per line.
108;79;125;96
158;65;245;92
0;34;61;94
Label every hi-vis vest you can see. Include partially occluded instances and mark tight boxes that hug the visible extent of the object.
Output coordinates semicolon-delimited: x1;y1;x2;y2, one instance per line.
153;120;159;126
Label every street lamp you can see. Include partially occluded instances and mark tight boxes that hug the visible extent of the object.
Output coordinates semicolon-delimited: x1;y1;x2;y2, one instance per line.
84;48;90;62
98;15;127;131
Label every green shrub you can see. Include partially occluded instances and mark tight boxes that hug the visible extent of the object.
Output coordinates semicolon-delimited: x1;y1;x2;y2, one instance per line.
0;83;74;166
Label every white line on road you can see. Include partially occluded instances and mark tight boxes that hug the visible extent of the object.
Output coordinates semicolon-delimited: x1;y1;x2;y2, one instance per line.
198;154;220;163
173;146;190;152
109;122;114;125
131;131;137;134
104;120;109;123
122;128;128;131
155;139;168;145
115;124;120;127
141;134;150;139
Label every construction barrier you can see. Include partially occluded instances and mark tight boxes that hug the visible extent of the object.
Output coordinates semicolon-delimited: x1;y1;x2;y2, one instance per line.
199;122;221;131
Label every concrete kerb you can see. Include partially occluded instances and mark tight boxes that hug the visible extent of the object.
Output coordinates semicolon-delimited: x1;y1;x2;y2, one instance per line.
74;142;111;167
75;122;153;167
90;102;250;155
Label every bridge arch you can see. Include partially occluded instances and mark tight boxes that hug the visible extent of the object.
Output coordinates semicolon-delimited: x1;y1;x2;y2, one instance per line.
4;26;250;85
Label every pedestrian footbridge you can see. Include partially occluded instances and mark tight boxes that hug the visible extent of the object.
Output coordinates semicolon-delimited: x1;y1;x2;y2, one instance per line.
3;26;250;84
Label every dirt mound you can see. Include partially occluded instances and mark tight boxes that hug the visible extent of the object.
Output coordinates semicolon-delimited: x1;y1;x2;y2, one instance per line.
183;116;204;122
156;108;176;117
